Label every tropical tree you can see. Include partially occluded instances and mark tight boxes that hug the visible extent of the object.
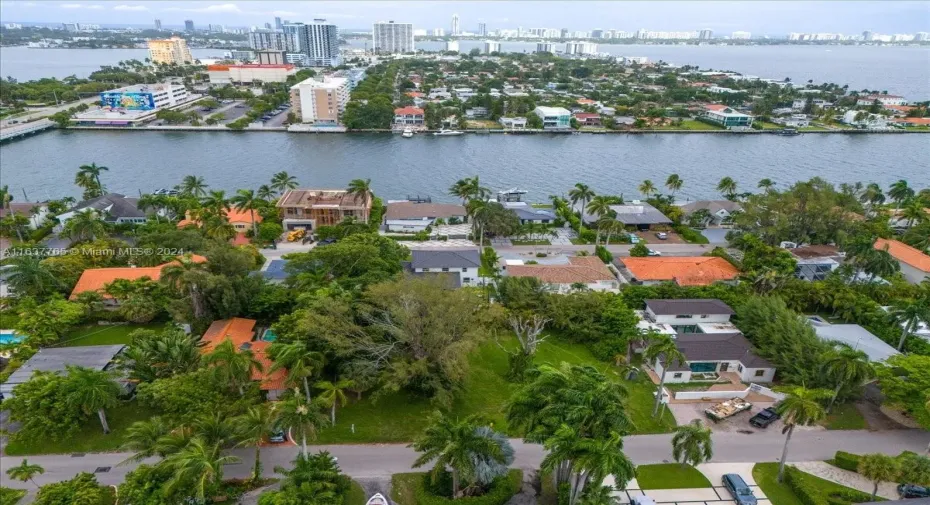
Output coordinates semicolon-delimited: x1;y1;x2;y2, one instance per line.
201;190;229;219
65;366;121;434
179;175;208;197
665;174;683;195
257;184;276;201
61;209;107;243
822;347;874;411
891;297;930;351
901;200;927;228
410;412;507;499
230;189;260;237
860;183;885;215
271;171;298;194
757;178;775;191
775;386;831;481
269;342;324;403
540;426;635;505
638;179;657;199
6;459;44;488
160;254;209;320
449;176;490;204
76;162;109;196
671;419;714;468
569;183;596;214
119;417;173;465
315;378;354;426
202;338;262;396
717;177;738;199
278;396;329;457
162;438;241;501
898;453;930;487
643;335;686;417
234;404;281;481
119;328;201;382
888;179;914;211
3;256;61;298
857;453;900;500
346;178;372;202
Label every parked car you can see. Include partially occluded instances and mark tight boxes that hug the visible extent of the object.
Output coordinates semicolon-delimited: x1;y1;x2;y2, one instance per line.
749;407;780;428
722;474;757;505
628;233;641;244
268;429;286;443
630;497;656;505
898;484;930;498
655;232;668;240
235;104;246;108
647;249;661;256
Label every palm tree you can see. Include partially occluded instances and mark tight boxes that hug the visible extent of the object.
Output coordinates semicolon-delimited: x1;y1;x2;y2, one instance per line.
857;453;900;500
888;179;914;211
822;347;873;412
643;335;686;417
346;178;373;222
665;174;683;196
568;183;595;215
671;419;713;468
860;183;885;215
6;459;44;488
119;416;173;465
4;256;60;298
757;178;775;191
202;338;262;396
717;177;737;199
278;396;329;457
449;178;474;205
901;200;927;228
234;404;281;481
160;254;209;320
230;189;260;237
77;162;109;195
586;195;612;221
540;426;635;505
410;411;506;499
270;171;298;194
162;437;240;501
269;342;324;403
64;366;120;434
61;209;107;243
257;184;276;201
891;298;930;351
467;199;491;248
316;378;354;426
201;190;229;219
638;179;657;199
180;175;208;197
775;386;831;482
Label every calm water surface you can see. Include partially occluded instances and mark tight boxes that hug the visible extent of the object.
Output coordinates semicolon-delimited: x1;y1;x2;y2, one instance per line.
1;131;927;202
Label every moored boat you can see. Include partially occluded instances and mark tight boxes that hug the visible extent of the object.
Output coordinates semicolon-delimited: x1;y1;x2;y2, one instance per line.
432;129;464;136
402;127;414;138
365;493;389;505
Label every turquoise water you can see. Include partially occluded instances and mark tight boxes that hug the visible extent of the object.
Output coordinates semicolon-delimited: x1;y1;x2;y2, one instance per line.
261;329;277;342
0;331;24;345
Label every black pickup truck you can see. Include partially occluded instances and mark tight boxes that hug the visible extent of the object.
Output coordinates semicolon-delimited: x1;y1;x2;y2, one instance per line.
749;407;780;428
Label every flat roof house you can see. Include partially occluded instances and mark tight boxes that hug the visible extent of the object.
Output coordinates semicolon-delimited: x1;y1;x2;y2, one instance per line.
276;188;372;230
788;245;844;281
200;317;288;399
701;104;754;129
499;117;527;129
618;257;740;286
507;256;618;293
408;248;481;287
0;345;125;398
533;106;571;129
654;333;776;384
874;238;930;284
809;319;900;363
384;201;467;233
643;299;739;334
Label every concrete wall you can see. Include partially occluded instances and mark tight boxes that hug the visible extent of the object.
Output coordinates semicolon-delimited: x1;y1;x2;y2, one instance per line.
899;262;930;284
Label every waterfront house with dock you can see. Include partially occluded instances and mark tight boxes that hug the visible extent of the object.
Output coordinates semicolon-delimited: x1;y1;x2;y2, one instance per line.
277;189;372;230
700;104;754;129
533;106;572;129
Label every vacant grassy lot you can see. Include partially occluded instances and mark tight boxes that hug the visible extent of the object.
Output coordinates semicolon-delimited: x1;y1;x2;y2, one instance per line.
636;463;712;489
59;322;168;347
820;403;868;430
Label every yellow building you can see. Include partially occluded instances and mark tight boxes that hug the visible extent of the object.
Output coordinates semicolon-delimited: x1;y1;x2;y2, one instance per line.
147;37;193;65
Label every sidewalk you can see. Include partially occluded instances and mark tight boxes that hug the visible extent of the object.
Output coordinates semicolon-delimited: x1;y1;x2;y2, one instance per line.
791;461;898;499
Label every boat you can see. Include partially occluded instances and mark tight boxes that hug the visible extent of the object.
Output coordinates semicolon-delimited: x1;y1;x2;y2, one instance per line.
401;127;414;138
365;493;389;505
776;127;800;136
432;129;464;136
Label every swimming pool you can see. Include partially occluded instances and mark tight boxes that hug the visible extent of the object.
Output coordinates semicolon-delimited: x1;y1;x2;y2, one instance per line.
261;329;277;342
0;330;24;345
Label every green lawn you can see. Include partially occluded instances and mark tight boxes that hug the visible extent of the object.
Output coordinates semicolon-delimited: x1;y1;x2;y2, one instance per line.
799;125;830;131
756;121;784;130
752;462;877;505
820;403;868;430
648;119;724;131
314;334;675;444
345;480;368;505
0;487;27;505
510;239;552;246
59;322;168;347
635;464;712;489
5;402;159;455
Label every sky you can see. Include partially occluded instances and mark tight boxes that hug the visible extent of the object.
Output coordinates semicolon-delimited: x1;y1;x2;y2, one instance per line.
2;1;929;35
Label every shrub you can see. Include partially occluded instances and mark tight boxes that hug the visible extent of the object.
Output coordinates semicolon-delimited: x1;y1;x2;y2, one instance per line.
834;451;861;472
783;466;874;505
578;227;597;243
536;253;547;258
630;242;650;257
673;225;709;244
393;470;522;505
595;245;613;264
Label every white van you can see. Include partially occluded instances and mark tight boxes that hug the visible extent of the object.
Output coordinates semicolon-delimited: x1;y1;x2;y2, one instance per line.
631;497;656;505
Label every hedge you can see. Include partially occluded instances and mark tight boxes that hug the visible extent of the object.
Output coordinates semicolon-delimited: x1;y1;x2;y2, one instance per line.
392;470;522;505
783;467;876;505
673;225;710;244
834;451;861;472
595;245;613;264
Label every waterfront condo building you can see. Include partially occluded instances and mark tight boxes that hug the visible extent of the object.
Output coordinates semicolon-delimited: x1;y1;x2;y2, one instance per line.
373;21;415;53
290;76;349;124
277;189;372;230
533;106;571;129
147;37;193;65
282;20;341;67
207;64;297;84
701;104;754;128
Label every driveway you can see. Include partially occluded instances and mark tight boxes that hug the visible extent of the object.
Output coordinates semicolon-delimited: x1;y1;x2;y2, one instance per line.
667;401;798;434
606;464;771;505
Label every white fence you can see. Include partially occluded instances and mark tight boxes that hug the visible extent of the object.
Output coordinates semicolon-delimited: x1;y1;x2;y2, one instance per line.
673;383;785;402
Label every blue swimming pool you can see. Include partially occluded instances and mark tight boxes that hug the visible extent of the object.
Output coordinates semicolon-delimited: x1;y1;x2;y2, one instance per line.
261;329;277;342
0;330;24;345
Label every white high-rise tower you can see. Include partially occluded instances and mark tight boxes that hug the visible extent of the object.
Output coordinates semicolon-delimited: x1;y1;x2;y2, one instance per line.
451;13;460;35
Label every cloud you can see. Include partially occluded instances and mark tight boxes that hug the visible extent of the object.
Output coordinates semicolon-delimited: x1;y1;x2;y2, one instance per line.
113;4;149;11
60;3;103;8
163;3;242;13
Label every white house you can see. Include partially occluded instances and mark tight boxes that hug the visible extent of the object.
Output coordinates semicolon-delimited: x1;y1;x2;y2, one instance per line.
809;319;900;363
678;200;743;226
0;202;50;229
506;256;619;293
842;110;888;129
408;249;481;287
856;94;906;106
532;106;571;129
384;201;467;233
875;238;930;284
643;299;738;333
654;333;776;384
55;193;148;232
786;245;844;281
499;117;527;129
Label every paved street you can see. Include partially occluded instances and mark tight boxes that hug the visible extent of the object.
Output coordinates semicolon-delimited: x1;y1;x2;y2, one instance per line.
1;429;926;490
0;96;100;128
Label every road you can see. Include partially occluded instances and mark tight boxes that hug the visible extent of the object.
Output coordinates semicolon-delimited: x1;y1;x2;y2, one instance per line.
1;429;926;490
0;96;100;127
496;243;715;256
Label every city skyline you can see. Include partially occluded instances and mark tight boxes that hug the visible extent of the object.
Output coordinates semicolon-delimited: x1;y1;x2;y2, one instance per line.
2;1;928;35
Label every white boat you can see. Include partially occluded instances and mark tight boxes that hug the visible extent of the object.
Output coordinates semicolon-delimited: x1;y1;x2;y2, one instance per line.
365;493;389;505
432;129;464;136
401;127;413;138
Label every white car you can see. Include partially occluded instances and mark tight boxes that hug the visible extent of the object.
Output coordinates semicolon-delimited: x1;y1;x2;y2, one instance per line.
647;249;661;256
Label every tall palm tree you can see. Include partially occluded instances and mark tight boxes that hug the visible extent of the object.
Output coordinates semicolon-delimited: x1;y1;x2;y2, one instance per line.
643;335;686;417
4;256;60;298
586;195;612;219
316;378;354;426
540;426;635;505
449;178;474;205
61;209;107;243
269;342;324;403
119;417;173;465
822;347;873;412
257;184;276;201
201;190;229;220
77;162;109;195
230;189;260;237
346;178;373;222
665;174;683;196
775;386;831;482
270;171;298;194
671;419;714;468
860;183;885;215
5;459;44;488
568;183;595;215
202;338;262;396
467;199;491;248
638;179;657;199
160;255;210;320
410;411;506;499
234;404;281;481
901;200;927;229
891;298;930;351
278;396;329;457
64;366;120;434
857;453;900;500
180;175;208;197
864;247;900;283
887;179;914;211
162;437;240;501
717;177;737;199
757;178;775;191
192;411;239;448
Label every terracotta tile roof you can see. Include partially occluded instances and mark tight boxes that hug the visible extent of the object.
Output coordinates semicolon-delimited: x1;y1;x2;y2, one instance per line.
883;105;915;113
249;340;288;390
405;91;425;98
200;317;256;352
573;112;600;119
576;98;596;104
875;238;930;273
177;208;262;228
620;257;739;286
69;254;207;299
703;104;729;112
394;106;424;115
230;233;250;246
0;202;43;218
891;117;930;125
507;256;616;284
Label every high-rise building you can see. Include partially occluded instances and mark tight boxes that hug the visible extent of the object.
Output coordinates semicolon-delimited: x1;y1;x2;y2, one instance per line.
154;19;162;30
560;28;569;38
730;31;751;40
699;29;713;40
591;29;604;38
184;20;195;32
478;22;487;36
249;30;295;52
256;50;286;65
286;20;340;67
264;22;272;30
275;17;282;30
62;23;79;32
536;42;554;53
148;37;194;65
451;14;460;35
373;21;414;53
565;41;597;55
916;32;929;41
445;40;459;52
432;28;445;36
862;30;874;41
484;40;500;53
290;76;350;124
